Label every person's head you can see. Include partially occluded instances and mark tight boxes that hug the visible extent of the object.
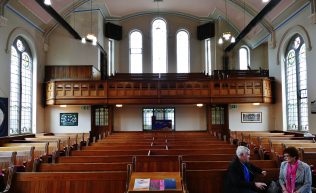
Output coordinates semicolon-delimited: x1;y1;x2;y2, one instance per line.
236;146;250;163
283;147;299;163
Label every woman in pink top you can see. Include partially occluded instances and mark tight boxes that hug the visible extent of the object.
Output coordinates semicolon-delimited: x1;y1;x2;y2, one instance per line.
279;147;312;193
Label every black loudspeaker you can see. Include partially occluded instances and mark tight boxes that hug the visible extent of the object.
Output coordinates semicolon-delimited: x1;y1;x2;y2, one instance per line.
104;22;122;41
197;22;215;40
0;97;8;137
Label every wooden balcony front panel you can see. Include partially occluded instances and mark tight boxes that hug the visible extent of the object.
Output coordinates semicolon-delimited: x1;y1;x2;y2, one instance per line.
46;81;108;105
46;78;273;105
210;78;272;103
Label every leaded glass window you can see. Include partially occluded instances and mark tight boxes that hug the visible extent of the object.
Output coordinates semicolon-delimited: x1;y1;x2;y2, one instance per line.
95;107;108;126
130;31;143;73
143;108;175;130
10;37;33;135
176;30;189;73
211;106;225;125
285;34;308;131
143;108;154;130
152;19;167;73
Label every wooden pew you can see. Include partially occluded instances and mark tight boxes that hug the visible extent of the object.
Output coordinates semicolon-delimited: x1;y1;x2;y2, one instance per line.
134;155;180;172
56;155;135;163
3;142;48;161
13;139;61;162
26;136;72;155
183;160;278;170
270;140;315;154
0;146;35;172
82;145;165;151
10;171;129;193
245;132;289;146
38;163;131;172
183;168;279;193
149;148;236;156
83;144;234;151
70;150;149;156
183;160;279;170
181;154;235;161
0;151;17;192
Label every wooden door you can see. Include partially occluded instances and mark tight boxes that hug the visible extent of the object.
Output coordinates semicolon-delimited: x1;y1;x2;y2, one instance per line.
91;105;113;141
207;104;229;140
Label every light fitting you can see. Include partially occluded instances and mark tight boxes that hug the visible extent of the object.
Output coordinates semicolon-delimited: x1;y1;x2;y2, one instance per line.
81;0;97;46
60;105;67;108
252;103;260;106
44;0;51;5
196;104;204;107
116;104;123;108
218;0;235;45
262;0;269;3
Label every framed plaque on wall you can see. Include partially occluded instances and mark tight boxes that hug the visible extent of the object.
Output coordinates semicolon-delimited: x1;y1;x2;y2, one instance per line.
60;113;78;126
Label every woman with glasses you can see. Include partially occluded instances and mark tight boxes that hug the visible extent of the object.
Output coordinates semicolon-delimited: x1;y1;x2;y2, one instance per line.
279;147;312;193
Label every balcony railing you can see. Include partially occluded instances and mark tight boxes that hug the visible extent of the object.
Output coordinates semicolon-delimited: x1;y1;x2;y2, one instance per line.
46;77;273;105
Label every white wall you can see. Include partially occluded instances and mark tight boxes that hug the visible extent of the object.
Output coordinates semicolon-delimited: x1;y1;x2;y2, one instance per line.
46;12;101;68
113;105;207;131
45;105;91;133
175;105;207;131
0;8;46;134
268;4;316;133
229;104;274;131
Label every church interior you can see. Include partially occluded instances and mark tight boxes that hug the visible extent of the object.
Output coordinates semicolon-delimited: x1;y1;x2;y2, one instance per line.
1;0;316;192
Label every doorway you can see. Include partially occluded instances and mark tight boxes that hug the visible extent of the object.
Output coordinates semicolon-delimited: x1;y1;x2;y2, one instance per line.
207;104;229;140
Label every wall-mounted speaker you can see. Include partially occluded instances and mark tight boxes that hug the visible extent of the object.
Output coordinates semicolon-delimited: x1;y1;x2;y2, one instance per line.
197;22;215;41
104;22;122;41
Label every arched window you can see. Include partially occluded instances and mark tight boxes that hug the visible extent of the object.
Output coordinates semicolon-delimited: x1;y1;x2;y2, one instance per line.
285;34;308;131
129;31;143;73
239;46;250;70
108;39;114;76
176;30;189;73
10;37;33;135
205;38;211;75
152;18;167;73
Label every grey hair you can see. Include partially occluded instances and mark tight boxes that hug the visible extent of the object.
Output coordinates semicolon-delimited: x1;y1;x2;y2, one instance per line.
236;146;250;158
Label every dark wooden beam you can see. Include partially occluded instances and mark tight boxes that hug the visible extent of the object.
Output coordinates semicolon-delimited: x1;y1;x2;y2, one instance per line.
35;0;82;40
35;0;106;53
0;0;10;16
224;0;281;52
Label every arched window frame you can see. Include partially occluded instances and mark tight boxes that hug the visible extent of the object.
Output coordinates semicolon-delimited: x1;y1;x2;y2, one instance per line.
129;30;143;73
176;29;190;73
108;39;115;76
205;38;212;75
10;36;33;135
152;18;167;73
284;34;308;131
239;45;250;70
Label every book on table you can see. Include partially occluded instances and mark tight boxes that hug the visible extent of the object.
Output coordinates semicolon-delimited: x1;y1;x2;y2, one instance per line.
164;178;176;189
133;178;150;190
149;179;165;190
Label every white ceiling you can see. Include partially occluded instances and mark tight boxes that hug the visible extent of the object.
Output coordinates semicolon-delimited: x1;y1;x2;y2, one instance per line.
9;0;310;47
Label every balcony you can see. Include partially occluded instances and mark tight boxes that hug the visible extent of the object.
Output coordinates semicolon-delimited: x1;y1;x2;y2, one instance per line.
45;74;273;105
